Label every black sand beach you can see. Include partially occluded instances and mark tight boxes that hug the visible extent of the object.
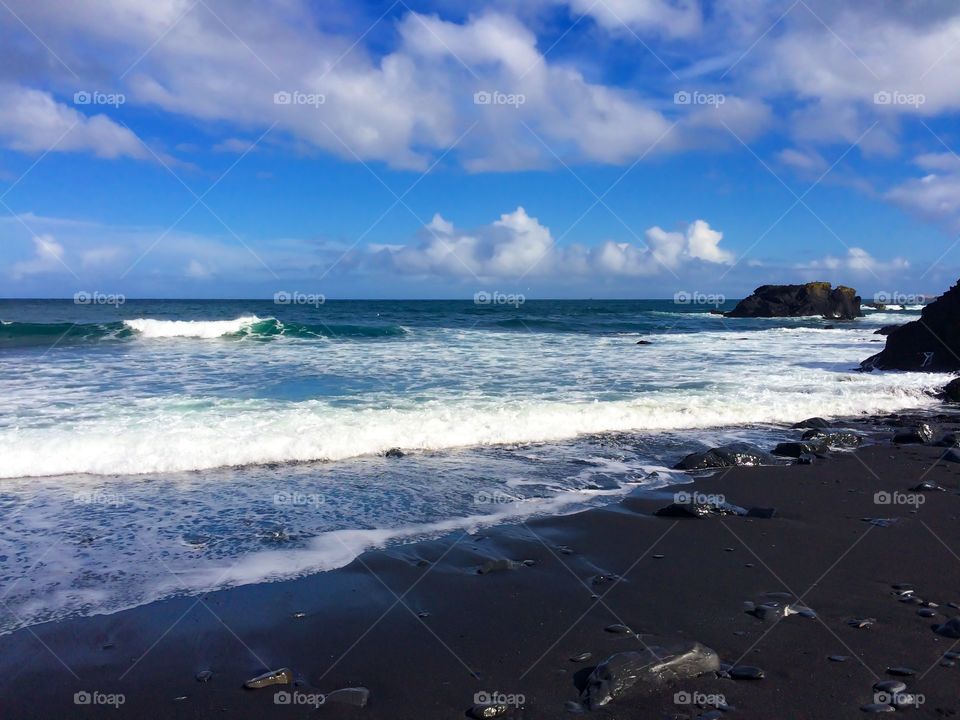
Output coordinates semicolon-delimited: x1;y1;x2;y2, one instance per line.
3;415;960;719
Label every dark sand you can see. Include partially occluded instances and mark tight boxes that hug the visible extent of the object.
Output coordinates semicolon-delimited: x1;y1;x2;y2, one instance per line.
3;421;960;719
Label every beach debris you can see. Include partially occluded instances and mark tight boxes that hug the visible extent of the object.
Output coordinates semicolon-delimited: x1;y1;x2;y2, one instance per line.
933;616;960;638
580;642;720;709
244;668;293;689
326;687;370;707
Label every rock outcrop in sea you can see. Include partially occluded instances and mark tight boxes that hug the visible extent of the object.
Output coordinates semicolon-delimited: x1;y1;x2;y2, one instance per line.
862;280;960;371
725;282;862;319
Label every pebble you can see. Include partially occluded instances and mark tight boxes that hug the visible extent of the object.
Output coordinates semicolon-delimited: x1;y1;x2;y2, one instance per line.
941;660;956;667
874;680;906;693
417;611;431;618
745;563;755;568
570;652;592;662
729;665;764;680
944;651;960;660
468;703;508;719
292;612;306;619
652;554;665;559
195;670;213;683
828;655;849;662
848;618;875;629
522;559;537;567
244;667;293;689
885;667;916;677
557;546;575;555
605;623;633;634
918;608;938;617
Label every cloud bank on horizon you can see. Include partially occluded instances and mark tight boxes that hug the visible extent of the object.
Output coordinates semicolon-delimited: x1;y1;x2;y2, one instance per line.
0;0;957;297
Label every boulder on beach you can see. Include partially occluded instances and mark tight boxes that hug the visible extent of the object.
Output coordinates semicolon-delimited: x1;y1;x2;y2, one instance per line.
793;417;830;429
772;440;828;458
674;442;779;470
862;280;960;371
581;642;720;709
942;377;960;402
724;282;862;319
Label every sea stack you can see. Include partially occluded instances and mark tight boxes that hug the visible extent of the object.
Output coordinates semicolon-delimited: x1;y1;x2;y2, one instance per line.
725;282;862;319
862;280;959;371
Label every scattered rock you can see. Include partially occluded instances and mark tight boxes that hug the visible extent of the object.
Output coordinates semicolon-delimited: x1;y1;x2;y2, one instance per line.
674;443;779;470
773;440;828;458
195;670;213;683
635;339;652;345
885;667;916;677
918;608;938;617
934;617;960;638
942;377;960;401
861;280;960;371
468;702;508;719
244;668;293;689
828;655;849;662
604;624;634;635
848;618;876;629
725;283;861;320
384;447;405;458
729;665;764;680
874;680;906;694
793;417;831;429
909;480;944;492
570;652;592;662
581;642;720;709
801;429;863;448
654;500;746;518
893;422;935;444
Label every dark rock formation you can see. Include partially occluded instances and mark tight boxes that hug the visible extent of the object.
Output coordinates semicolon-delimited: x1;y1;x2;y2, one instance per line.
674;443;779;470
581;643;720;708
772;440;828;458
874;325;902;336
892;423;934;444
942;377;960;401
862;281;960;370
725;283;862;319
793;417;830;429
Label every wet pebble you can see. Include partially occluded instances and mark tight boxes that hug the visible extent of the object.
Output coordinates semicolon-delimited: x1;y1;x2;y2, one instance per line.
195;670;213;683
848;618;876;629
729;665;764;680
828;655;849;662
874;680;906;693
652;554;665;559
244;668;293;689
570;652;592;662
918;608;937;617
604;623;633;634
885;667;915;677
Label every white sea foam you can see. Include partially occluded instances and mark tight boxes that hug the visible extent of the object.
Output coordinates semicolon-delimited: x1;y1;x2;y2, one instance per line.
123;315;265;338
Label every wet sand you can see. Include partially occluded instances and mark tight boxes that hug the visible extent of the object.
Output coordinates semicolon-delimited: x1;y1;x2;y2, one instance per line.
2;419;960;718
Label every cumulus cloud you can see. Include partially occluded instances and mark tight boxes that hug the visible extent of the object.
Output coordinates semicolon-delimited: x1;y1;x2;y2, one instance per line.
11;234;69;277
0;85;148;159
380;207;732;278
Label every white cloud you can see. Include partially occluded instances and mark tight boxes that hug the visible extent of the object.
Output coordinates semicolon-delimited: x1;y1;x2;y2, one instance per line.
382;207;732;278
0;85;148;159
801;247;909;275
11;234;67;277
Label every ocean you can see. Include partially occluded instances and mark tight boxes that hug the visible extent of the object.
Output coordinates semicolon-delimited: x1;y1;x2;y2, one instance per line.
0;298;947;633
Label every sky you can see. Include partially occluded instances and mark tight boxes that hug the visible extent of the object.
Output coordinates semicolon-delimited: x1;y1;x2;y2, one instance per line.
1;0;959;299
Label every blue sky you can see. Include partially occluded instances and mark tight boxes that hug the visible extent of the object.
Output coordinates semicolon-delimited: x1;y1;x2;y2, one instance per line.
1;0;959;299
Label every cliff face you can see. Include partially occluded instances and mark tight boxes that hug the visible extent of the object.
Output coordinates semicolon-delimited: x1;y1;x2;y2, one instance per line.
862;281;960;371
725;283;862;319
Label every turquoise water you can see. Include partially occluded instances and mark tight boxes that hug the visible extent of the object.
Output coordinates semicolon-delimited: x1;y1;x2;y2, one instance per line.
0;299;946;631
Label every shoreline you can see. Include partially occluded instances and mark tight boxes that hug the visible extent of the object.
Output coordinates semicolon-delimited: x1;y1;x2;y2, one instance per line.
3;411;960;718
